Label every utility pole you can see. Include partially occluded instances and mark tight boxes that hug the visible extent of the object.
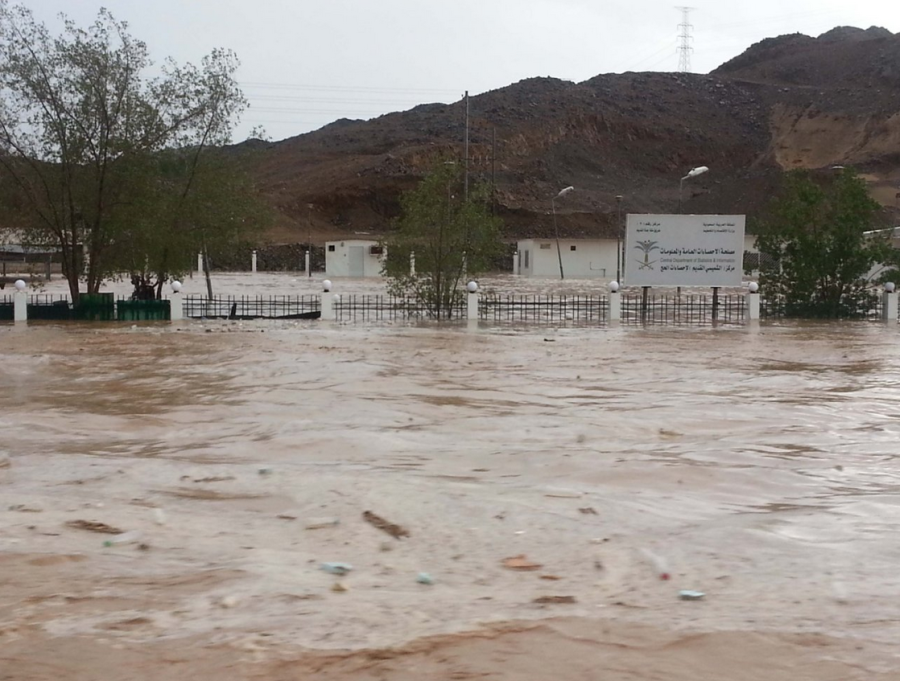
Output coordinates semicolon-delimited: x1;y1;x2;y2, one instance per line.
676;7;694;73
464;90;469;201
491;127;496;216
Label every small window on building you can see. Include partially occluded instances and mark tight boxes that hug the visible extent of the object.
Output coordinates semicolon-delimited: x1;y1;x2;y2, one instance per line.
369;245;384;255
570;245;577;251
524;250;530;268
328;245;336;252
539;243;551;250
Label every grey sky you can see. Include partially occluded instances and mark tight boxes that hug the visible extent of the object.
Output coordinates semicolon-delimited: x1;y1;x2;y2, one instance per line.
31;0;900;142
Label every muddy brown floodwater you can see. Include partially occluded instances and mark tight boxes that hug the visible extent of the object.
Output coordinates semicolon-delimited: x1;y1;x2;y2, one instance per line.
2;315;900;680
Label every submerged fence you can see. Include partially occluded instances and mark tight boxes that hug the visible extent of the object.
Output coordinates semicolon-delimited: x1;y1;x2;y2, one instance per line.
333;294;466;322
182;295;320;320
16;289;894;326
2;291;754;325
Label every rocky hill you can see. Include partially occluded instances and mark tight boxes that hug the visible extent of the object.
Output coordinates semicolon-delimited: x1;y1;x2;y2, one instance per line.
249;27;900;243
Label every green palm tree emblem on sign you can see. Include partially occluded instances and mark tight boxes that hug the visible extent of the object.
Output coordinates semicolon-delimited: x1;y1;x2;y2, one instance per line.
634;240;659;270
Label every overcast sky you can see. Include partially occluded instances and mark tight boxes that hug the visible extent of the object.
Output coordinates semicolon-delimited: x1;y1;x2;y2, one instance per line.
30;0;900;142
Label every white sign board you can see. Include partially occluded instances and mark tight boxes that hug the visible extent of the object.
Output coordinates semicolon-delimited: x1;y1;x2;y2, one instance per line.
624;214;745;287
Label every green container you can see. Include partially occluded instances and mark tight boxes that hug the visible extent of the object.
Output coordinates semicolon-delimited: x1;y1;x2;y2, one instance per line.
116;299;171;321
75;293;115;321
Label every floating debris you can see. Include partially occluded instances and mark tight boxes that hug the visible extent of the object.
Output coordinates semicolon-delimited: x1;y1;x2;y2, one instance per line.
502;555;543;571
66;520;123;535
363;511;409;539
679;590;705;601
533;595;576;604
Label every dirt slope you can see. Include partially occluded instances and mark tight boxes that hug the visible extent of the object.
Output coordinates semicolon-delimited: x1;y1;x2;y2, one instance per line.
248;27;900;243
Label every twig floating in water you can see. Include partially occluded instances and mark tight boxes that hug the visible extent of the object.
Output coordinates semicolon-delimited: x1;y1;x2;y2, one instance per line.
362;511;410;539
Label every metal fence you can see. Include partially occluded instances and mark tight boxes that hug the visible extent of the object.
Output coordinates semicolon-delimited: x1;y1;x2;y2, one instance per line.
334;294;466;322
479;294;608;323
183;295;320;320
621;292;746;324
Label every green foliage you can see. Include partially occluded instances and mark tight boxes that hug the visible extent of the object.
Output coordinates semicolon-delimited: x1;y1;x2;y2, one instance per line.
0;3;251;300
382;162;503;318
756;168;889;318
109;148;271;298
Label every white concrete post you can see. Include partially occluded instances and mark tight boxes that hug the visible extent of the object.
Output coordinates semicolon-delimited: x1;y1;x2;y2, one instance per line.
512;251;519;275
608;281;621;322
251;250;258;273
410;251;416;276
746;282;760;321
320;280;335;321
305;250;311;277
13;280;27;323
882;283;897;322
169;281;184;322
197;252;204;273
466;281;479;321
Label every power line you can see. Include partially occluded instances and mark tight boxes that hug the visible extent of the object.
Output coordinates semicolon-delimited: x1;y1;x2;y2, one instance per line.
676;6;695;73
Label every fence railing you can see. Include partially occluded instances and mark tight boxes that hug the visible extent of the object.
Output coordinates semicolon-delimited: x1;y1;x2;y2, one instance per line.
479;294;608;323
183;295;320;320
621;292;745;324
334;294;465;322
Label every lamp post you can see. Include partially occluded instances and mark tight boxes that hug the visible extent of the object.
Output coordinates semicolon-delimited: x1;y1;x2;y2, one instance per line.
552;186;574;280
679;166;708;213
615;195;623;284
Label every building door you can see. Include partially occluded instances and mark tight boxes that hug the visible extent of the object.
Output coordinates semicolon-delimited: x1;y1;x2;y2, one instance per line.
348;246;365;277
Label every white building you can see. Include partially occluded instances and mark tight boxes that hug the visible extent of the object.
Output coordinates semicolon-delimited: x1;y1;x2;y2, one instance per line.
516;238;620;279
325;239;385;277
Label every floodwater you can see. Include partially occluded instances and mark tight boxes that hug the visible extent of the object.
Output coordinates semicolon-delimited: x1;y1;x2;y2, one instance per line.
2;285;900;678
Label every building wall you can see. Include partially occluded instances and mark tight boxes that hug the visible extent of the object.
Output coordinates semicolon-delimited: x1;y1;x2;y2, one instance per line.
517;239;619;279
325;240;384;277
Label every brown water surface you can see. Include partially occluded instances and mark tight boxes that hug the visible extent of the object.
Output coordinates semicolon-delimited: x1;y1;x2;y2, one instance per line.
1;316;899;678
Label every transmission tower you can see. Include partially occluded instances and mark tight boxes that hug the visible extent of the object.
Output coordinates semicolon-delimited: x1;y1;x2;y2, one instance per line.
676;6;695;73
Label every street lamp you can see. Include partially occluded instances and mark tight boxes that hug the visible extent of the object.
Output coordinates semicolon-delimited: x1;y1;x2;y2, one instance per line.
552;186;574;280
615;195;623;284
679;166;708;213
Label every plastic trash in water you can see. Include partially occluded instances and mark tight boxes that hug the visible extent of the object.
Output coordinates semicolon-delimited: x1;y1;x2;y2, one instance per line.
416;572;434;585
320;562;353;576
258;467;274;476
103;531;142;548
679;590;705;601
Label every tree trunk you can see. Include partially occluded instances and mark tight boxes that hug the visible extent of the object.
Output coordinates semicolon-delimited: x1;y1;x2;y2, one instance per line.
203;244;214;299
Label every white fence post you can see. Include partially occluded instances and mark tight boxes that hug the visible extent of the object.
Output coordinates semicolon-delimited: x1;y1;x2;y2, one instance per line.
305;250;311;277
883;283;898;323
410;251;416;276
746;282;760;321
251;250;258;273
608;281;621;322
320;280;335;321
170;281;183;322
197;252;203;273
13;280;27;323
466;281;479;321
512;251;519;275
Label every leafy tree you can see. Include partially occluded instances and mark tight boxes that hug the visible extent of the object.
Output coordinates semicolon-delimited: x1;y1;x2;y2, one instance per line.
382;162;503;318
756;168;891;318
112;148;272;299
0;3;248;301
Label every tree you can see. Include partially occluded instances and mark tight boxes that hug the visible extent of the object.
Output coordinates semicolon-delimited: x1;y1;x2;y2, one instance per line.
111;148;272;299
382;162;503;319
0;3;248;301
755;168;891;318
